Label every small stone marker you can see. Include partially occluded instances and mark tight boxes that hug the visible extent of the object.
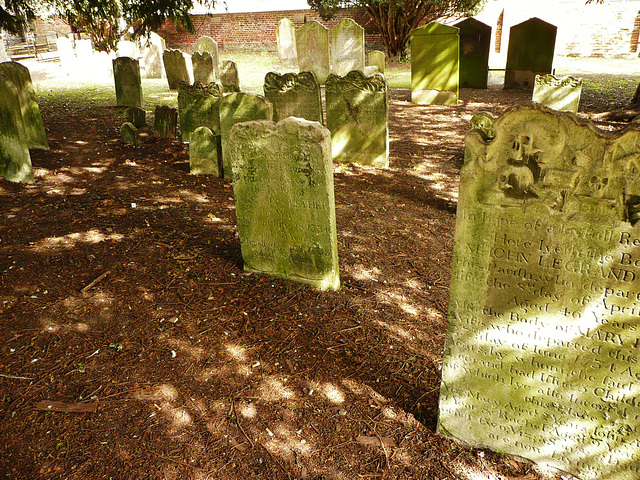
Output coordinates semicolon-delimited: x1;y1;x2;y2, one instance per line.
112;57;142;107
505;17;557;89
325;71;389;167
153;105;179;139
0;70;33;183
277;18;298;66
177;81;223;143
220;60;240;94
296;21;330;85
192;51;216;85
189;126;222;176
368;50;385;74
126;107;146;128
229;117;340;290
163;49;192;90
193;36;219;79
144;44;164;79
120;122;140;146
532;74;582;113
454;17;491;89
331;19;365;77
263;71;323;124
440;103;640;480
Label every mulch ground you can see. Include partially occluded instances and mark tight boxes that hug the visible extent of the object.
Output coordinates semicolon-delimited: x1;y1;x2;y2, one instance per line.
0;72;633;480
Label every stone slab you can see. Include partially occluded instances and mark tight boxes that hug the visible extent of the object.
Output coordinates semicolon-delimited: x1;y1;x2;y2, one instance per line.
277;18;298;65
190;126;222;176
193;36;219;79
220;60;240;94
177;81;222;143
163;49;192;90
0;71;33;183
121;122;140;146
368;50;385;74
153;105;178;139
532;74;582;113
505;18;557;89
296;21;330;85
331;19;365;77
113;57;142;107
192;51;216;85
263;71;323;124
126;107;146;128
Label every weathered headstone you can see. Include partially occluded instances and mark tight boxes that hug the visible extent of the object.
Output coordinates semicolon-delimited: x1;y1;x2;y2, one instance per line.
440;103;640;480
277;18;298;66
368;50;385;75
532;74;583;113
112;57;142;107
190;126;222;176
163;49;192;90
411;22;459;105
192;51;216;85
153;105;179;139
229;117;340;290
220;60;240;94
504;18;557;89
219;92;273;179
296;21;330;85
126;107;146;128
193;36;219;79
120;122;140;146
325;71;388;167
0;70;33;183
144;44;164;79
331;19;365;77
177;81;222;143
454;17;491;89
263;71;323;124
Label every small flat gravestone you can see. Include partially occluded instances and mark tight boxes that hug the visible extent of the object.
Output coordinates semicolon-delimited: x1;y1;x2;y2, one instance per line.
189;126;222;176
120;122;140;146
296;21;330;85
220;60;240;94
163;49;192;90
193;36;219;79
192;51;216;85
331;19;365;77
532;74;582;113
0;70;33;183
153;105;179;139
229;117;340;290
277;18;298;66
263;71;323;124
126;107;146;128
325;71;389;167
440;103;640;480
112;57;142;107
177;81;223;143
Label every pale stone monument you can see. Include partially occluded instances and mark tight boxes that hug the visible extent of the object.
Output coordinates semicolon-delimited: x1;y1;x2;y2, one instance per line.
331;19;365;77
163;49;192;90
263;71;323;124
56;36;75;74
505;18;557;89
193;36;219;79
75;39;93;62
220;60;240;94
120;122;140;146
219;92;273;179
0;70;33;183
325;71;388;167
532;74;583;113
177;81;222;143
229;117;340;290
112;57;142;107
144;44;164;79
411;23;459;105
440;103;640;480
153;105;178;139
126;107;146;128
190;126;222;176
117;40;137;59
296;21;330;85
454;17;491;89
277;18;297;66
192;51;216;85
368;50;385;75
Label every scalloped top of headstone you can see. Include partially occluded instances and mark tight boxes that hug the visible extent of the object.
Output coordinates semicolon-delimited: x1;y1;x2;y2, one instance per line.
325;70;387;94
264;71;319;93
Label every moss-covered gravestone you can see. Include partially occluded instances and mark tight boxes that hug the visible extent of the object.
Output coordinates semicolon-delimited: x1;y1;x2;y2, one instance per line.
112;57;142;107
263;71;323;124
229;117;340;290
120;122;140;146
219;92;273;179
190;126;222;176
325;71;388;167
454;18;491;89
532;74;582;113
277;18;297;66
331;19;365;77
220;60;240;94
177;81;222;143
368;50;385;75
296;21;330;85
440;104;640;480
504;18;557;89
126;106;146;128
192;51;216;85
193;36;219;78
0;71;33;183
153;105;178;139
163;49;192;90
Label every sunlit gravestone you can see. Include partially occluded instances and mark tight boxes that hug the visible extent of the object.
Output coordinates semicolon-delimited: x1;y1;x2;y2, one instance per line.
192;51;216;85
120;122;140;146
277;18;298;66
439;104;640;480
263;71;323;124
331;19;365;77
229;117;340;290
368;50;385;75
190;126;222;176
532;74;583;113
0;70;33;183
163;49;192;90
454;17;491;89
220;60;240;94
296;21;330;85
177;81;222;143
112;57;142;107
193;35;219;80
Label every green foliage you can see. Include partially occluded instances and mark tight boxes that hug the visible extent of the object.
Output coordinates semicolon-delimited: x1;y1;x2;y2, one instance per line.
0;0;36;35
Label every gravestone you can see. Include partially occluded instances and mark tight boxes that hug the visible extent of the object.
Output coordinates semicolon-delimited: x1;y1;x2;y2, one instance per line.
331;19;365;77
440;103;640;480
220;60;240;94
325;71;388;167
75;39;93;63
144;44;164;79
0;70;33;183
153;105;178;139
0;61;49;150
219;92;273;179
163;49;192;90
120;122;140;146
454;17;491;89
229;117;340;290
296;21;330;85
192;51;216;85
368;50;385;74
532;74;583;113
411;23;459;105
263;71;323;124
505;18;557;89
193;36;219;79
117;40;137;59
112;57;142;107
277;18;298;66
56;37;75;74
126;107;146;128
177;81;222;143
190;126;222;176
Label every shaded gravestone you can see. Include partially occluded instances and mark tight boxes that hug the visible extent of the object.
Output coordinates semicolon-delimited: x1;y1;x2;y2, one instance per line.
296;21;330;85
368;50;385;74
219;92;273;179
411;22;459;105
532;74;583;113
192;51;216;85
177;81;222;143
229;117;340;290
126;107;146;128
440;103;640;480
113;57;142;107
331;19;365;77
120;122;140;146
220;60;240;94
0;61;48;150
190;126;222;176
263;71;323;124
153;105;178;139
277;18;297;66
117;40;137;59
325;71;388;167
0;71;33;183
144;44;164;79
193;36;219;79
505;17;557;89
163;49;192;90
454;17;491;89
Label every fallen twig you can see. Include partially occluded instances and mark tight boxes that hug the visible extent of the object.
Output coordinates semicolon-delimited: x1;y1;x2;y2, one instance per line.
81;270;111;295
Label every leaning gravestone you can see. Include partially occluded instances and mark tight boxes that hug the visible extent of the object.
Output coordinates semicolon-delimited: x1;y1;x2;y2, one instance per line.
325;71;388;167
113;57;142;107
0;70;33;183
296;21;330;85
454;17;491;89
263;71;323;124
192;51;216;85
163;49;192;90
229;117;340;290
120;122;140;146
277;18;298;66
193;36;219;79
126;107;146;128
153;105;179;139
220;60;240;94
177;81;223;143
439;103;640;480
190;126;222;176
331;19;365;77
368;50;385;75
532;74;583;113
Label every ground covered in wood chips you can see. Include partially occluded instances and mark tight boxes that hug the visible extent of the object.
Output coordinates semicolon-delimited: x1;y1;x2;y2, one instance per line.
0;57;637;480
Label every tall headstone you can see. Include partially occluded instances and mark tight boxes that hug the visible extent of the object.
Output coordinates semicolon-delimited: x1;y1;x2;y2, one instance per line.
163;49;192;90
112;57;142;107
263;71;323;124
325;71;388;167
56;36;75;74
177;81;223;143
190;126;222;176
368;50;385;75
454;17;491;89
153;105;178;139
296;21;330;85
220;60;240;94
532;74;583;113
144;44;164;79
219;92;273;179
277;18;298;66
411;23;459;105
229;117;340;290
504;18;557;89
0;72;33;183
192;51;216;85
331;19;365;77
440;103;640;480
193;36;219;79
